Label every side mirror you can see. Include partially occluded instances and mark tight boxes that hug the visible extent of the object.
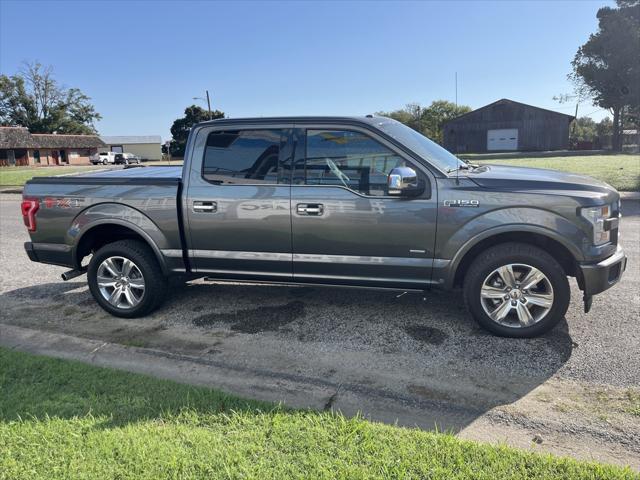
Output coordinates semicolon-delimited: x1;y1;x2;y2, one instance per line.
388;166;423;196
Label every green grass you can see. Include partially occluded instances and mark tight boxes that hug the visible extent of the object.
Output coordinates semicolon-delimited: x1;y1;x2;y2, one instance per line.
476;154;640;192
145;159;184;166
0;166;100;186
0;348;636;479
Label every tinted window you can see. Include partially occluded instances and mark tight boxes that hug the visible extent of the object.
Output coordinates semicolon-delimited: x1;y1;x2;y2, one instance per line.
305;130;407;196
203;129;282;184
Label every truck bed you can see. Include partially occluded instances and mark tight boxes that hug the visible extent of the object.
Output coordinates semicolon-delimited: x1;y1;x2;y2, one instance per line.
23;166;186;273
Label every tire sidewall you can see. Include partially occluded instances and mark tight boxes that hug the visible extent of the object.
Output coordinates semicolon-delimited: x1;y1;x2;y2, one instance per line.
87;242;159;318
464;246;570;338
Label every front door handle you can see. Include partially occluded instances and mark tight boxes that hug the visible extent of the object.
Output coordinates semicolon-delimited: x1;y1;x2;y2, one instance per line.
193;201;217;213
297;203;324;216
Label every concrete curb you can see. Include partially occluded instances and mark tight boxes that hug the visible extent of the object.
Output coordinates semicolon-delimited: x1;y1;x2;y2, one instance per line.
0;187;23;194
0;323;481;430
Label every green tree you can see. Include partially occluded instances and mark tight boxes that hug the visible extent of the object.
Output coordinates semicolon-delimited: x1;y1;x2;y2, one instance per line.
571;116;598;143
378;100;471;144
571;0;640;151
169;105;224;157
595;117;614;148
0;62;101;134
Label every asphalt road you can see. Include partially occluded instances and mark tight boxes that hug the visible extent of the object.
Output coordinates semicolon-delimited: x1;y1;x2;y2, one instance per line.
1;194;639;467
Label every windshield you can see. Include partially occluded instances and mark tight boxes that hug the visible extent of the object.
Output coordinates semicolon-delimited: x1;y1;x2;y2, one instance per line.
373;118;464;173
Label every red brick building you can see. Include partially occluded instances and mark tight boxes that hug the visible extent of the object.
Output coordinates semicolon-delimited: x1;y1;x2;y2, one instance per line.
0;127;106;167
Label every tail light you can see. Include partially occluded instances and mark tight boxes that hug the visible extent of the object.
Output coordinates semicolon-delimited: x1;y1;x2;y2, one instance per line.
21;198;40;232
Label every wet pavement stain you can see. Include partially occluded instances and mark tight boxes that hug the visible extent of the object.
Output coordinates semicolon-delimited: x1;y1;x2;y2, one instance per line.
407;384;452;402
193;301;305;333
404;325;448;345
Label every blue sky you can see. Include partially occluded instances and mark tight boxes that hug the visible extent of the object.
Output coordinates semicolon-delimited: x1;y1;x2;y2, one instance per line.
0;0;612;141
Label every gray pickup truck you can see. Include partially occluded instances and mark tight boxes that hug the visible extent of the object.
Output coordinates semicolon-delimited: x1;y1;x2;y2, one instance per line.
22;116;627;337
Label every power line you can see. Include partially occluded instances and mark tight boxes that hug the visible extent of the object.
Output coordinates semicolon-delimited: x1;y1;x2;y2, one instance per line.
582;108;608;117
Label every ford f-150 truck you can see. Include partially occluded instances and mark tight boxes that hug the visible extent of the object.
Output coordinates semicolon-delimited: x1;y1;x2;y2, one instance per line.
21;116;627;337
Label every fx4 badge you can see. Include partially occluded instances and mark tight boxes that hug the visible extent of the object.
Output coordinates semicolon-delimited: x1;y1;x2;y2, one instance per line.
444;199;479;207
42;197;83;209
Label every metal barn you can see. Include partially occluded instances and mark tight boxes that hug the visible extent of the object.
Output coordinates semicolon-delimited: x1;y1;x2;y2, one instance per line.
443;99;574;153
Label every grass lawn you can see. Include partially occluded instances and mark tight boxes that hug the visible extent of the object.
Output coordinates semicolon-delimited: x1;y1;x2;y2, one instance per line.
0;348;635;479
0;166;100;187
475;154;640;192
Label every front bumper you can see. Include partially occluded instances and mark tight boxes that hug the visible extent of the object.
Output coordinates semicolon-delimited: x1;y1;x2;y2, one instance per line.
579;244;627;296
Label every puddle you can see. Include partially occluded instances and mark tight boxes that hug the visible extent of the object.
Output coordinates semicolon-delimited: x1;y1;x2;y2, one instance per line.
404;325;448;345
192;301;305;334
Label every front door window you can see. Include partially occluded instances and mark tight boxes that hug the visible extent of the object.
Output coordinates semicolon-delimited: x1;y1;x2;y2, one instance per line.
305;130;408;196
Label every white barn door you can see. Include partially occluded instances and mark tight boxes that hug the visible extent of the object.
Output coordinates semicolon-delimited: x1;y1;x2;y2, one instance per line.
487;129;518;151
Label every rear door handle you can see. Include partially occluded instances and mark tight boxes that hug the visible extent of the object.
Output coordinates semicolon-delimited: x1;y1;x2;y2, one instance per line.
193;201;217;213
297;203;324;216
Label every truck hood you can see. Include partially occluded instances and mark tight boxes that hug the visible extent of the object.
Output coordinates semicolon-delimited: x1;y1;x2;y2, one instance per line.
468;164;614;194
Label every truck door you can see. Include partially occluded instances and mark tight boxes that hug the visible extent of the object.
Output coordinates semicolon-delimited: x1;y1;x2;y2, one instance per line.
184;125;294;281
291;126;438;289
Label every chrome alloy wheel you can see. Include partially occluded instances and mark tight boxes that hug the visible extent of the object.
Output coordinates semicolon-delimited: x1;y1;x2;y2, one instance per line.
480;263;554;328
97;256;145;309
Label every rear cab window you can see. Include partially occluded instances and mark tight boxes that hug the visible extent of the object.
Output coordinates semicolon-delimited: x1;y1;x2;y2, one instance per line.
202;129;289;184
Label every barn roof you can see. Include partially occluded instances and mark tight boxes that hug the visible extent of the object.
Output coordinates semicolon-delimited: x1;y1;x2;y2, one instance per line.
100;135;162;145
446;98;575;125
0;127;105;149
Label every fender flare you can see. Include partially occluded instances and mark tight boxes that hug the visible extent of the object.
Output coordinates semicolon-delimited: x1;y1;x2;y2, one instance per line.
69;204;170;274
443;223;583;289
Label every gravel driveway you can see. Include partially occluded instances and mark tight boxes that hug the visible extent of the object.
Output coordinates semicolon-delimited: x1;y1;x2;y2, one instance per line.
1;194;639;468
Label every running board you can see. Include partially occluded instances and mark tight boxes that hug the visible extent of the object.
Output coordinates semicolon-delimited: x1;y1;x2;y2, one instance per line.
202;276;426;293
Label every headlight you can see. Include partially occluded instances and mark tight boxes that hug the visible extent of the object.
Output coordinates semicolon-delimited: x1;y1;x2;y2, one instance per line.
581;204;611;245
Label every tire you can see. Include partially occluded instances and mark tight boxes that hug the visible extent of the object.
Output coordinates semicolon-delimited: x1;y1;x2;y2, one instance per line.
463;242;570;338
102;159;107;165
87;239;168;318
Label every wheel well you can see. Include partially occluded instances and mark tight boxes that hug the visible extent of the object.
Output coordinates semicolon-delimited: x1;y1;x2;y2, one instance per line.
453;232;578;287
76;224;151;268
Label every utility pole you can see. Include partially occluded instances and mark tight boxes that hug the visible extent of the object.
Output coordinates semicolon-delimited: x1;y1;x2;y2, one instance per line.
206;90;212;120
193;91;213;120
554;93;581;147
455;72;458;108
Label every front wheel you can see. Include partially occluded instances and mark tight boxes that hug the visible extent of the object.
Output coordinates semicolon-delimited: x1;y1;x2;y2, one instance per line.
463;242;570;338
87;240;168;318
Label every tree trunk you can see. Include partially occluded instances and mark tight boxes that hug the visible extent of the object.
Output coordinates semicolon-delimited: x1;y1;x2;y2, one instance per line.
612;107;622;152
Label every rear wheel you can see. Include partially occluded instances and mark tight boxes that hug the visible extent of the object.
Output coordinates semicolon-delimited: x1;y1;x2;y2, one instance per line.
87;240;168;318
463;242;570;338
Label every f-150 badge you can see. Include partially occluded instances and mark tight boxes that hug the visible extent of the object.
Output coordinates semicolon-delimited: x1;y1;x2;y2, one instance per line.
443;199;479;207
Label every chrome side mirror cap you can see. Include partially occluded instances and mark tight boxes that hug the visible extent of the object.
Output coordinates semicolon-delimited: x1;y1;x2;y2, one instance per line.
388;166;422;196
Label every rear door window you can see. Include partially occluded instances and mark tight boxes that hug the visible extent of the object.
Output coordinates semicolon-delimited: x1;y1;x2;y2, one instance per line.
203;129;287;184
